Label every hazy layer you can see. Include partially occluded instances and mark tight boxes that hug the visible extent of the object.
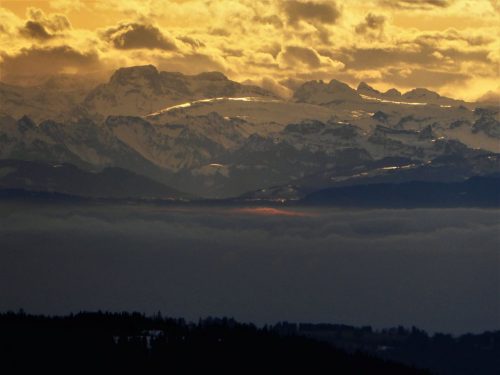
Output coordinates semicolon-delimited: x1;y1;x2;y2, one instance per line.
0;203;498;334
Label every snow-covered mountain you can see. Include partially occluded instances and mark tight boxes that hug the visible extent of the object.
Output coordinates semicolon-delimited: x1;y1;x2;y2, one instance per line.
294;79;362;105
83;65;276;119
0;65;498;199
0;75;99;123
356;81;466;107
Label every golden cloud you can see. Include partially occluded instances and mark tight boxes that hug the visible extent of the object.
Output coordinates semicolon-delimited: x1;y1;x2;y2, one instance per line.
0;45;100;83
355;13;386;35
17;7;71;40
277;46;345;74
0;0;497;101
282;1;341;25
379;0;454;9
20;21;54;40
101;22;177;50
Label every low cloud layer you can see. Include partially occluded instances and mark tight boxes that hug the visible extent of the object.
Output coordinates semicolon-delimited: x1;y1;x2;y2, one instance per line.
0;204;498;334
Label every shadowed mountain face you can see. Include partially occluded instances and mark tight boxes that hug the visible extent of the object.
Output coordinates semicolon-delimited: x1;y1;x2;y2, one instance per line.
0;65;499;199
0;160;184;199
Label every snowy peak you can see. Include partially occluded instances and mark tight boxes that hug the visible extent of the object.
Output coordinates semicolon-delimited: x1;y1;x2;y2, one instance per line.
109;65;160;86
357;82;402;100
294;79;361;105
384;88;402;98
293;78;463;108
403;88;441;101
356;83;464;107
357;81;381;96
192;71;229;81
83;65;275;117
327;79;355;91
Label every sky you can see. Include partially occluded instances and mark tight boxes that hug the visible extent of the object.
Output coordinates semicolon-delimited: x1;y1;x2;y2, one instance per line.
0;0;499;101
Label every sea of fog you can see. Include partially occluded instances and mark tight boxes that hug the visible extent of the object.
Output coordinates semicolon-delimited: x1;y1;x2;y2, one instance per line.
0;203;498;334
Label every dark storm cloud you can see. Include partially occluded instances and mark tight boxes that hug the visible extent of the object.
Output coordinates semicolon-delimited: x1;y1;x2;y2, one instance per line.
0;45;100;80
0;205;498;334
102;22;177;50
282;1;341;25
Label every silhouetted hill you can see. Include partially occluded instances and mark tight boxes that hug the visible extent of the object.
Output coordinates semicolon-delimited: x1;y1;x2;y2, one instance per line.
0;311;428;374
276;323;500;375
302;176;500;207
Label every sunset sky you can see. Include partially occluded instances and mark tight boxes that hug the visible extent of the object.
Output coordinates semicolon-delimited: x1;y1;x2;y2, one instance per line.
0;0;499;100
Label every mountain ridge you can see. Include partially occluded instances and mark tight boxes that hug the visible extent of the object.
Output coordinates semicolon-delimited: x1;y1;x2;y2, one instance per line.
1;65;499;199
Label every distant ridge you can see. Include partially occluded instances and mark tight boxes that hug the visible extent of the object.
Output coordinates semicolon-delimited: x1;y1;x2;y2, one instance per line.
302;176;500;207
0;159;187;199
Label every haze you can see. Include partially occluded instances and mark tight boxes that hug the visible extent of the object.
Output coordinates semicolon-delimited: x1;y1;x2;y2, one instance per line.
1;203;498;334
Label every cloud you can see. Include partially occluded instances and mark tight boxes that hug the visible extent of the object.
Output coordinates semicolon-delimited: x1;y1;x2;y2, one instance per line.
337;38;491;75
253;14;284;28
384;67;471;88
177;35;205;49
18;7;71;40
477;87;500;102
26;7;71;32
282;1;341;25
490;0;500;12
277;45;344;70
0;206;498;334
379;0;454;9
355;13;386;35
0;45;100;82
20;21;54;40
49;0;86;12
155;52;228;75
0;0;498;100
278;46;321;68
101;22;177;50
243;76;293;98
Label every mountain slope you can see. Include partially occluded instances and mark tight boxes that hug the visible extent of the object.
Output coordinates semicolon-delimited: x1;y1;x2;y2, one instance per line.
0;66;499;199
0;75;100;123
83;65;276;118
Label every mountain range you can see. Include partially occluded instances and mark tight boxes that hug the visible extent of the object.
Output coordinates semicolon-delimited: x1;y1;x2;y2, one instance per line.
0;65;499;203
